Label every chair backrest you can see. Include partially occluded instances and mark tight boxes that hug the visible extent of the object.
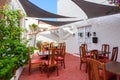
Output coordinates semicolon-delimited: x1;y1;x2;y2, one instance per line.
58;42;65;48
49;42;54;48
58;43;66;55
42;42;48;50
88;58;106;80
62;45;66;57
62;42;66;46
58;43;62;46
90;49;99;60
81;43;88;51
47;49;56;65
57;45;66;57
110;47;118;61
101;44;109;56
79;46;86;58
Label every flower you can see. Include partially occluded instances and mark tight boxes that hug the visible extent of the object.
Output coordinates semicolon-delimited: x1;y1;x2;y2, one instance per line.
108;0;120;7
116;0;120;3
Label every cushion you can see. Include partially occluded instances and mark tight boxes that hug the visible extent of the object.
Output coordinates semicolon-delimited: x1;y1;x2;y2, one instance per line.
99;59;110;63
55;56;64;60
31;59;42;64
44;60;57;65
99;55;109;59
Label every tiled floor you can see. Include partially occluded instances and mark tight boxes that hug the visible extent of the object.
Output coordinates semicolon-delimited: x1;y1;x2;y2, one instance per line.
19;53;88;80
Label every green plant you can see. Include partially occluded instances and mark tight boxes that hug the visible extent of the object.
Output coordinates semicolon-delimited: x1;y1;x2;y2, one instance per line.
29;23;39;47
29;46;37;55
0;5;28;80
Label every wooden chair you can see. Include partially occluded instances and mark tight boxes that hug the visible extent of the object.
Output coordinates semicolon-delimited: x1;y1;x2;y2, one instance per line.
44;48;59;77
88;58;107;80
81;43;91;57
28;47;43;74
58;42;66;48
55;45;66;69
88;58;114;80
99;44;110;59
49;42;54;48
110;47;118;61
37;42;42;52
90;49;99;60
79;46;88;72
42;42;49;51
100;47;118;63
81;43;88;52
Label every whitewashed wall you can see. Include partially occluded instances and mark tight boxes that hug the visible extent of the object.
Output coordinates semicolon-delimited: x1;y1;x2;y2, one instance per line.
63;14;120;61
58;0;120;61
57;0;87;21
57;0;88;54
36;31;59;43
87;14;120;61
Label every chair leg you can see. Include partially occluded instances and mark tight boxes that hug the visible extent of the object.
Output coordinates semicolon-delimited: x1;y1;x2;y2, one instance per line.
56;66;59;76
47;68;50;77
86;63;87;73
63;60;65;69
29;65;31;75
61;61;62;66
80;62;82;70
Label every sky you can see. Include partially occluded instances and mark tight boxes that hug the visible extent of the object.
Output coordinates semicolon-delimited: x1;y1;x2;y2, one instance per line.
29;0;57;14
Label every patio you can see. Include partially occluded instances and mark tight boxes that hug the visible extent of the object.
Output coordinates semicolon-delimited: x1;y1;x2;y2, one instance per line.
19;53;88;80
0;0;120;80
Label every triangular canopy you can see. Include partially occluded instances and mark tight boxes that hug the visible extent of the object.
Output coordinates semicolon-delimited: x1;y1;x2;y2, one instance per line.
38;19;83;26
72;0;120;18
19;0;73;18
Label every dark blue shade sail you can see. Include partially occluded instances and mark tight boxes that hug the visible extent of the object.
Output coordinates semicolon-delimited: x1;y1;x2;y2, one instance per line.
72;0;120;18
19;0;73;18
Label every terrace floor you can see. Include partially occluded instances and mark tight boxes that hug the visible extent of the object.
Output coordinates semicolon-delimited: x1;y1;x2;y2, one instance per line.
19;53;88;80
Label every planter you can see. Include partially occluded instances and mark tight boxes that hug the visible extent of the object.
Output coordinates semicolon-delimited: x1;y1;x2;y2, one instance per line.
10;66;24;80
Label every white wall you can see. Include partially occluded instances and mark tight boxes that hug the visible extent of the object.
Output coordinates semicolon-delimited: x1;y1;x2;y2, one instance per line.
57;0;87;21
69;14;120;61
87;14;120;61
10;0;26;14
57;0;120;61
36;31;59;43
65;27;79;54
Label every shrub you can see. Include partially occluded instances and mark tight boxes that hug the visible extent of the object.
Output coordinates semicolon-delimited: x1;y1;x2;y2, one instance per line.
0;6;28;80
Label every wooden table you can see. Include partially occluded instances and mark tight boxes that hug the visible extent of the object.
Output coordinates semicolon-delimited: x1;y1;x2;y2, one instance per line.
105;61;120;80
36;48;61;58
37;51;49;56
86;50;110;55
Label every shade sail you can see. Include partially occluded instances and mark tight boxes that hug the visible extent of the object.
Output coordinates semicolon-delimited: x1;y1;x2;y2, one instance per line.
72;0;120;18
19;0;73;18
38;19;83;26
